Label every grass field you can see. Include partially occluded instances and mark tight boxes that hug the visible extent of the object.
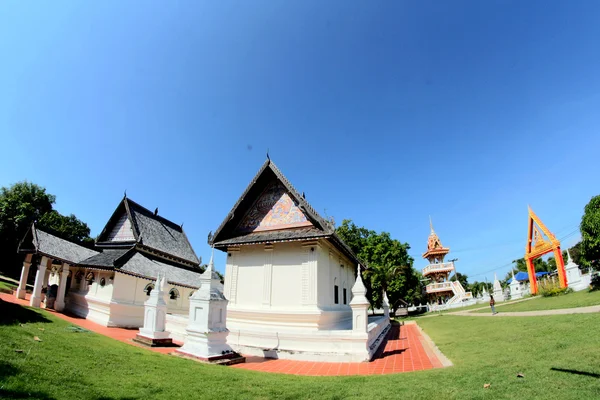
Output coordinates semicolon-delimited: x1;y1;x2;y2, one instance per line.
0;281;17;292
472;290;600;313
1;300;599;400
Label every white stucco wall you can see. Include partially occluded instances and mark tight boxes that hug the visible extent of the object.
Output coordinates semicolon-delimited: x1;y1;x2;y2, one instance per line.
65;268;193;328
223;236;358;362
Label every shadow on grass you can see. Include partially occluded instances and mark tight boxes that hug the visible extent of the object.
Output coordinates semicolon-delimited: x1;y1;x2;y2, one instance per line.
0;361;56;399
0;299;50;326
95;397;140;400
0;389;56;400
551;367;600;378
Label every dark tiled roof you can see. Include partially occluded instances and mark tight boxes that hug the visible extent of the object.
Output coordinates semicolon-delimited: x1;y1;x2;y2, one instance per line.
210;159;360;265
79;249;130;267
118;252;203;288
96;197;200;266
213;227;329;247
18;224;99;264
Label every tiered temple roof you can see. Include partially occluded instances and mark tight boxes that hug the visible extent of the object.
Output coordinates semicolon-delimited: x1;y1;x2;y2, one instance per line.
18;196;203;289
422;219;450;261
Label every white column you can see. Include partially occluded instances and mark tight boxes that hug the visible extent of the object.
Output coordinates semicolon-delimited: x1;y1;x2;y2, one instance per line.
301;241;319;306
55;263;70;312
228;248;240;303
16;254;33;299
30;256;49;308
79;269;87;291
262;244;274;306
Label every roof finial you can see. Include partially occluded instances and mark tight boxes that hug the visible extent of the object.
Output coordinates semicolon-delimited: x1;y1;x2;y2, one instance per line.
429;215;434;233
154;207;158;216
266;148;270;161
124;190;127;198
209;246;215;269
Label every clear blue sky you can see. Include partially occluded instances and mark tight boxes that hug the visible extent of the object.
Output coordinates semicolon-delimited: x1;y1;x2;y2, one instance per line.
1;1;599;282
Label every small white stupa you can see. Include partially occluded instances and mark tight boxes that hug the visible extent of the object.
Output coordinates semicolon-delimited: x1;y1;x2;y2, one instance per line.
178;249;240;363
382;291;390;319
564;249;589;291
349;264;370;334
135;272;173;346
493;273;503;300
509;270;522;300
480;284;490;301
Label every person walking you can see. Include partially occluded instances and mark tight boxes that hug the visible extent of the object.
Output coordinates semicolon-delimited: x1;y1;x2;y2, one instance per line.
490;295;497;314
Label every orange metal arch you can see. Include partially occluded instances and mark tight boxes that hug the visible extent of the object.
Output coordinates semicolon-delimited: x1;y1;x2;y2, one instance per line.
525;207;567;294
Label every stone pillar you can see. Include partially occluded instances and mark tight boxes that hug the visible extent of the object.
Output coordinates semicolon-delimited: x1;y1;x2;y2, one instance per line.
30;256;49;308
16;254;33;299
135;272;172;346
350;264;369;333
55;263;70;312
178;251;236;361
79;269;87;291
382;291;390;319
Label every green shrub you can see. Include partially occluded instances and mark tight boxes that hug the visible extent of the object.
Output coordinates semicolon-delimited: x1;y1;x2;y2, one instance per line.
590;273;600;292
538;278;569;297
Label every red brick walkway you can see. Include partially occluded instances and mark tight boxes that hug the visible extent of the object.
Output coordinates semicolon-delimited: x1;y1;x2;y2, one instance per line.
1;292;444;375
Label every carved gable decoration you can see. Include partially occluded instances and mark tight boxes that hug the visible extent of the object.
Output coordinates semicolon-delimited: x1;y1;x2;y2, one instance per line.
107;213;135;242
526;206;560;258
237;181;312;233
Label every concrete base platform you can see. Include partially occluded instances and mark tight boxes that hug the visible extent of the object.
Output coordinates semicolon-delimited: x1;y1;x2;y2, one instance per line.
174;350;246;365
133;334;175;347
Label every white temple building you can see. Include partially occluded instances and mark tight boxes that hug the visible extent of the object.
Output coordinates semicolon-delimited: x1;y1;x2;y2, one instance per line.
16;196;204;327
208;158;390;362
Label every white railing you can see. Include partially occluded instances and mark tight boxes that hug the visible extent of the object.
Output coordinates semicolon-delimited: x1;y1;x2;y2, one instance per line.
423;262;454;275
426;282;453;293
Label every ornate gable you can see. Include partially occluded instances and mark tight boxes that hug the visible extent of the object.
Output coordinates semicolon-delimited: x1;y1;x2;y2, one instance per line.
526;206;560;258
107;213;135;242
236;181;313;233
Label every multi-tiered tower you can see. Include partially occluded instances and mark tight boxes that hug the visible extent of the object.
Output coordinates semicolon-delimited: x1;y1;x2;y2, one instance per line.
422;219;471;305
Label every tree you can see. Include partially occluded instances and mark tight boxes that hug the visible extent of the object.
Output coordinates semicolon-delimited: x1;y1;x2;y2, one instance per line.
336;219;422;313
0;181;93;278
38;211;94;248
450;272;469;289
0;182;55;278
580;195;600;269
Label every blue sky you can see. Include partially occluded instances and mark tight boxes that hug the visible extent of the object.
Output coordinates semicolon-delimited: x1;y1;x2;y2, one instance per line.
1;1;599;281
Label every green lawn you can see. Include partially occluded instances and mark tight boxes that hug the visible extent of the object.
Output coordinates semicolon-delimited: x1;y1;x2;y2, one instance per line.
0;281;17;292
1;300;599;399
472;290;600;313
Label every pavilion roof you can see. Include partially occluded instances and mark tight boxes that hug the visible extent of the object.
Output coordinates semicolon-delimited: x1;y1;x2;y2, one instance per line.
117;251;203;289
210;158;360;265
18;224;99;265
96;197;200;266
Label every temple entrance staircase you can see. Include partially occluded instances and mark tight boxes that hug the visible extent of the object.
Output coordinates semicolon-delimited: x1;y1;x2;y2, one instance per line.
446;280;473;305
